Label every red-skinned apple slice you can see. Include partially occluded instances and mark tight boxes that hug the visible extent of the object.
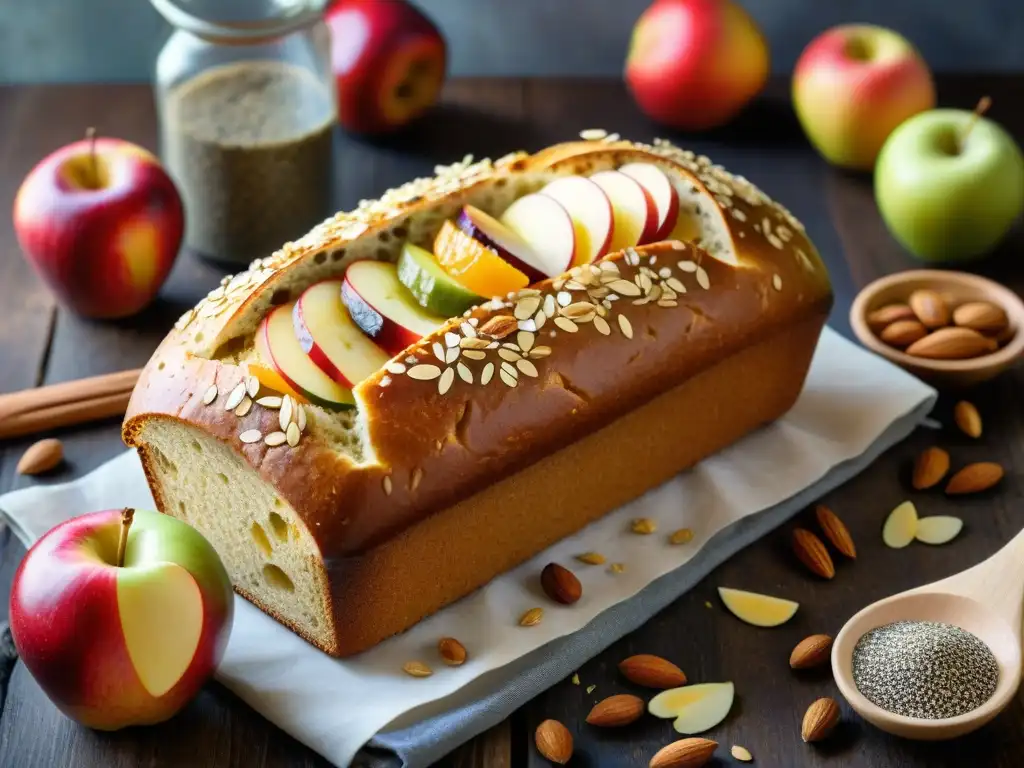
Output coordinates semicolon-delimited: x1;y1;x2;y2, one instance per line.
619;163;680;242
456;205;548;282
540;176;614;264
256;302;356;410
499;194;576;275
294;279;390;389
589;170;658;250
341;261;445;356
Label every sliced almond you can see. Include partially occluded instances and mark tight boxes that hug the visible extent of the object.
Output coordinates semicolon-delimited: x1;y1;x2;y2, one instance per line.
953;400;982;438
945;462;1004;495
730;745;754;763
575;552;606;565
912;447;950;490
915;516;964;545
717;587;799;627
649;682;735;735
882;501;919;548
519;607;544;627
402;661;432;678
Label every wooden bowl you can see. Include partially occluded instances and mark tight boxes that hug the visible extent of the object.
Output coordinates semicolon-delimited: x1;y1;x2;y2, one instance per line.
850;270;1024;389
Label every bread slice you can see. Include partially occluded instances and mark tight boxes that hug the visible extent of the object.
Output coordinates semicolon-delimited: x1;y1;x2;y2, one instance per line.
124;136;833;656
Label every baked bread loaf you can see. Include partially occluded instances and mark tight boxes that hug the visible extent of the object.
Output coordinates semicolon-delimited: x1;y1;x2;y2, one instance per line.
122;135;833;657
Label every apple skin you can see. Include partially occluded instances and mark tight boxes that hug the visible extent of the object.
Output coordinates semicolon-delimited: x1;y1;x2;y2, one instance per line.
325;0;447;135
793;24;936;171
625;0;769;132
9;509;233;731
13;137;184;319
875;109;1024;263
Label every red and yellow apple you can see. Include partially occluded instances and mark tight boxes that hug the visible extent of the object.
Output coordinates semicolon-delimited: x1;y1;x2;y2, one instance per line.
625;0;770;132
9;508;233;730
13;134;184;319
325;0;447;135
793;24;936;170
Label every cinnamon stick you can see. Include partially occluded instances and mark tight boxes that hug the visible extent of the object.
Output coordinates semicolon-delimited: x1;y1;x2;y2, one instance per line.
0;381;137;440
0;368;141;425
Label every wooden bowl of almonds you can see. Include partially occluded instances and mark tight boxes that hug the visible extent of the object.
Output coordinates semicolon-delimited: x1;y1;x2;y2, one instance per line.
850;270;1024;388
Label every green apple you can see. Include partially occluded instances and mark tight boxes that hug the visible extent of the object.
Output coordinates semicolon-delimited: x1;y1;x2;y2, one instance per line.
875;108;1024;262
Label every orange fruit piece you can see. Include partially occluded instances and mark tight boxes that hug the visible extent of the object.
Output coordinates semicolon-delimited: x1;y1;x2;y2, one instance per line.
247;361;307;403
433;219;529;298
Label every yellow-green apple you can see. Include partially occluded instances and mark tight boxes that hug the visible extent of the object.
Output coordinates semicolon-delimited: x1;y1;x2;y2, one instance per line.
875;106;1024;262
792;24;936;170
325;0;447;134
13;134;183;319
9;508;232;730
625;0;769;132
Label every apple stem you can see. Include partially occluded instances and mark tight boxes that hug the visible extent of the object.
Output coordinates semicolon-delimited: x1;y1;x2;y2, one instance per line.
86;127;98;187
960;96;991;150
117;508;134;568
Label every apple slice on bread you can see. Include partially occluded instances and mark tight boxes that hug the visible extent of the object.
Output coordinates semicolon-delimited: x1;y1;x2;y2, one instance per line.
619;163;680;242
589;170;658;250
342;261;446;356
498;194;576;275
455;205;550;283
540;176;614;264
397;242;482;318
256;302;357;410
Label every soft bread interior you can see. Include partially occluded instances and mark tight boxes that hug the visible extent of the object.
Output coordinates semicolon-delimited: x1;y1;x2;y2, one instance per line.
139;418;334;651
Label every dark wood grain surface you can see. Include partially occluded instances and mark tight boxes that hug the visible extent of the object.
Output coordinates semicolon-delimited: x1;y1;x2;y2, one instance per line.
0;76;1021;768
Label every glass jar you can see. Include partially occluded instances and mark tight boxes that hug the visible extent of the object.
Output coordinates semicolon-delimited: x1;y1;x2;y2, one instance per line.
151;0;337;266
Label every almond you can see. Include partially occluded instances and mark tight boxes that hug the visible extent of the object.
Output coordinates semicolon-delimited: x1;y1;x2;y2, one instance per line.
814;504;856;559
437;637;467;666
953;400;982;438
912;447;950;490
791;528;835;579
908;289;950;329
479;315;518;339
945;462;1004;495
541;563;582;605
801;697;840;742
649;737;718;768
535;719;573;764
519;607;544;626
789;634;834;669
879;319;927;347
619;654;687;689
953;300;1008;334
586;693;646;727
16;438;64;475
905;327;997;360
866;302;915;331
402;661;432;678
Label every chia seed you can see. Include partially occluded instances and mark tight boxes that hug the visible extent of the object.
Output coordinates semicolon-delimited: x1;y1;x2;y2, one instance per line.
852;620;998;719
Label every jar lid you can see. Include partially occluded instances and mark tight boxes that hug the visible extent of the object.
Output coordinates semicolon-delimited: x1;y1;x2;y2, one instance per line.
150;0;328;40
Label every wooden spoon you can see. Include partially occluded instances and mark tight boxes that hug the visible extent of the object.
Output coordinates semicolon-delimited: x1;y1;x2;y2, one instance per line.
831;527;1024;740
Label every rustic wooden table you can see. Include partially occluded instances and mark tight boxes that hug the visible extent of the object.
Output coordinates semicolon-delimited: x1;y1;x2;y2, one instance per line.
0;76;1021;768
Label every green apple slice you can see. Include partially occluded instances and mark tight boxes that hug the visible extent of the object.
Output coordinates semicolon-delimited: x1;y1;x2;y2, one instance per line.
256;303;356;410
397;242;482;318
117;562;203;697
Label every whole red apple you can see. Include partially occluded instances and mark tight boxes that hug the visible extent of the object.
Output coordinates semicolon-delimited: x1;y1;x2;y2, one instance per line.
625;0;770;132
793;24;936;170
13;133;184;320
325;0;447;135
10;508;233;730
